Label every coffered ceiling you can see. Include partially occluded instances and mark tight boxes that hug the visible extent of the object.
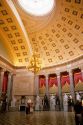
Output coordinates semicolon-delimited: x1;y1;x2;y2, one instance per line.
0;0;83;68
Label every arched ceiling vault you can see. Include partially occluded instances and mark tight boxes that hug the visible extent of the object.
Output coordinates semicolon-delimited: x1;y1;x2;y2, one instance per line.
0;0;83;68
0;0;32;66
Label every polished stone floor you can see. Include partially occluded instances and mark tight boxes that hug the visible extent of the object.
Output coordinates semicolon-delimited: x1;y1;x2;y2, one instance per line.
0;111;75;125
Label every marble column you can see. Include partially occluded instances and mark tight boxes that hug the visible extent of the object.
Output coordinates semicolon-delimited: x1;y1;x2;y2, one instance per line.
45;74;49;96
0;69;4;96
82;69;83;79
34;75;39;96
57;72;63;110
68;69;75;103
34;75;40;111
7;73;13;110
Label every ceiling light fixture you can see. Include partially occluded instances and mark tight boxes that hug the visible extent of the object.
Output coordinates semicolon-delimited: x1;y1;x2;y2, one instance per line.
26;52;42;74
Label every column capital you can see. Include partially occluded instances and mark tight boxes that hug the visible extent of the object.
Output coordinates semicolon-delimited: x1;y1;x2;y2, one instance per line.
46;74;48;77
0;68;5;73
56;72;60;77
0;70;5;76
8;73;12;79
43;73;48;78
2;68;8;72
67;69;72;75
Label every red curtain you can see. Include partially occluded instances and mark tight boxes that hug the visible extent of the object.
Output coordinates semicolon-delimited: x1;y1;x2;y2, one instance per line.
2;72;8;93
61;75;70;86
48;77;57;87
74;72;83;85
39;78;46;88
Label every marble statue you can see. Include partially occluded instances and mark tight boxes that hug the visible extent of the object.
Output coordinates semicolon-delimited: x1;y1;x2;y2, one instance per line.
27;98;32;104
63;93;68;111
76;92;81;102
35;95;40;111
50;95;55;110
11;96;16;107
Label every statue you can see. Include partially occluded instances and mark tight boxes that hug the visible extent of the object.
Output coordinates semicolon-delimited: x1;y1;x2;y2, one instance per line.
35;95;40;111
76;92;81;102
11;96;16;107
50;95;55;110
63;93;68;111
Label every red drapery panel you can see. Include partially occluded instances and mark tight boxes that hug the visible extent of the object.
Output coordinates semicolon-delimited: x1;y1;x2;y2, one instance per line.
74;72;83;85
39;77;46;88
2;72;8;93
61;75;70;86
48;77;58;87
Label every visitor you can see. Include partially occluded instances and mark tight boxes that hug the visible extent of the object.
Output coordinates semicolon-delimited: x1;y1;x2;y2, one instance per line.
74;100;83;125
68;95;74;112
43;94;49;111
1;93;7;112
26;102;30;114
25;98;31;114
56;95;60;111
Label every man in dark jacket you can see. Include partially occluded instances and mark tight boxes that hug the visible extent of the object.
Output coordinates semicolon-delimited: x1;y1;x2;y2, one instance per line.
74;101;83;125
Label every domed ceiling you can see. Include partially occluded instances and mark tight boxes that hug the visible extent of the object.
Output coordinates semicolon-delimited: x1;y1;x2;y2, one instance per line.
0;0;83;68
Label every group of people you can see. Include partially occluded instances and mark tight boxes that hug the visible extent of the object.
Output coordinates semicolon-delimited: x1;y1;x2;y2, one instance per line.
35;94;50;111
63;94;74;112
35;94;60;111
35;94;49;111
63;92;83;125
0;92;83;125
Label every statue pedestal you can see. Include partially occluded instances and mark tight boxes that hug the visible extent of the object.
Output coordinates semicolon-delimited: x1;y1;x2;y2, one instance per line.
35;104;40;111
11;97;16;107
63;103;68;112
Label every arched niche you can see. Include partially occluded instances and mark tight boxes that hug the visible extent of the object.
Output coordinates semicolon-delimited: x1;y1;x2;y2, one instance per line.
73;68;83;92
39;75;46;95
61;71;70;93
48;73;58;94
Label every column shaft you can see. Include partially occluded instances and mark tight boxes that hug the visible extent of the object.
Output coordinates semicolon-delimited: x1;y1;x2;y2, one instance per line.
34;75;39;96
69;70;75;103
45;74;49;96
0;70;4;96
7;73;13;104
57;73;63;110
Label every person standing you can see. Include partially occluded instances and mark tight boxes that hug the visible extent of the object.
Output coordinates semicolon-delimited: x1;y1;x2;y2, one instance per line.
1;93;7;112
74;100;83;125
43;94;49;111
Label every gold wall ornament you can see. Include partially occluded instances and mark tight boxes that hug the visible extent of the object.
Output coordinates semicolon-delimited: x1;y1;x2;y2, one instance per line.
27;53;42;74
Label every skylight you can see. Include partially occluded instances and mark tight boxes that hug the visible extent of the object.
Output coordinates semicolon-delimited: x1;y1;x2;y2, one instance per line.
18;0;55;16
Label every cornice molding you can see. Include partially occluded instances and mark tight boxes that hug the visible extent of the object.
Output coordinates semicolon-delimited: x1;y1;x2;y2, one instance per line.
0;56;14;69
0;55;83;71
